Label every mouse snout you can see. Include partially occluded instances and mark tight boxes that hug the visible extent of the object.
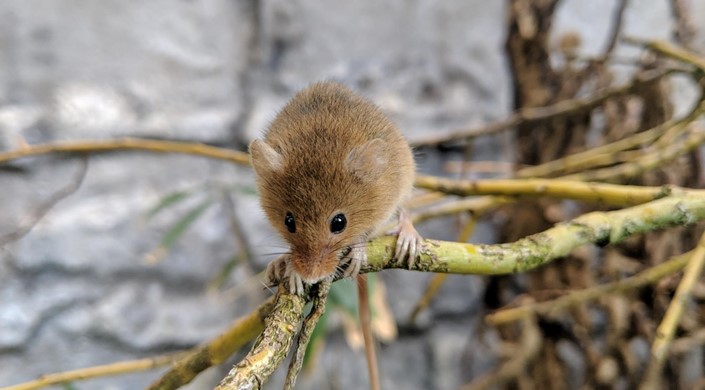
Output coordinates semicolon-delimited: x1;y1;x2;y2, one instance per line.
291;244;339;283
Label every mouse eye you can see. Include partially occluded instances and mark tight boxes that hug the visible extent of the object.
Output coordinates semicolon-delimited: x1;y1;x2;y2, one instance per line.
330;213;347;234
284;212;296;233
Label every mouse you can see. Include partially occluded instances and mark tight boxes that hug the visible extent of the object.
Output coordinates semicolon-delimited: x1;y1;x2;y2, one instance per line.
250;81;424;294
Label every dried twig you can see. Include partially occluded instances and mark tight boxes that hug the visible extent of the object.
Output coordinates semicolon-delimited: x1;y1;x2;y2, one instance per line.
148;296;275;390
215;290;306;390
2;352;187;390
563;124;705;182
284;280;332;390
414;176;677;207
0;138;250;166
462;311;542;390
485;251;691;325
516;99;705;178
600;0;630;60
0;158;88;247
640;231;705;389
355;275;381;390
409;68;676;146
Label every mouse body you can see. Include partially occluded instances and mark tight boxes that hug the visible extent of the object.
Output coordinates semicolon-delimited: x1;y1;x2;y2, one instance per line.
250;81;422;294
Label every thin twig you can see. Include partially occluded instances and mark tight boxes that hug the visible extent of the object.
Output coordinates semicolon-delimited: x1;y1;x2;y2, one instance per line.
640;231;705;389
0;138;250;166
462;310;542;390
669;0;697;49
356;275;381;390
516;99;705;178
600;0;629;60
0;158;89;247
409;68;676;146
215;289;306;390
284;279;332;390
563;124;705;182
1;352;188;390
624;38;705;70
414;176;678;206
485;251;691;325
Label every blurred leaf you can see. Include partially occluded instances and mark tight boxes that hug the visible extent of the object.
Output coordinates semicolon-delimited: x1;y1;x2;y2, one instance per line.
234;184;258;196
143;190;193;221
61;383;78;390
144;199;213;264
208;254;240;290
327;280;358;316
370;277;398;342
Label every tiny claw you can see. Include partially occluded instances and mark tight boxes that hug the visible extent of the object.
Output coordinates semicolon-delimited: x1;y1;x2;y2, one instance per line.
283;260;305;295
265;255;288;287
391;208;425;269
342;242;367;279
265;255;305;295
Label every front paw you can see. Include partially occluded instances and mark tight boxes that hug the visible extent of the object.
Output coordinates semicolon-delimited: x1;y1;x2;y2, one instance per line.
392;220;425;270
265;255;304;295
341;244;367;279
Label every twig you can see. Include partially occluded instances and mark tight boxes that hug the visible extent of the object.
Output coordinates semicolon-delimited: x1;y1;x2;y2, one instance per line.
670;328;705;355
0;137;250;166
409;68;676;146
563;124;705;182
668;0;697;49
640;231;705;389
600;0;629;61
485;251;691;325
414;176;677;207
284;280;332;390
355;275;381;390
624;38;705;70
215;289;306;390
0;158;88;247
1;352;188;390
516;99;705;178
462;311;542;390
147;296;275;390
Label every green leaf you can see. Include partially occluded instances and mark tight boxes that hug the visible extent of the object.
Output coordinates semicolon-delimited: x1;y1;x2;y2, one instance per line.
160;199;213;250
143;190;193;221
208;254;240;290
328;281;358;316
61;382;78;390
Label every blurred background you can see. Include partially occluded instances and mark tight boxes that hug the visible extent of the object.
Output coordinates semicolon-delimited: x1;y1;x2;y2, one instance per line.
1;1;705;389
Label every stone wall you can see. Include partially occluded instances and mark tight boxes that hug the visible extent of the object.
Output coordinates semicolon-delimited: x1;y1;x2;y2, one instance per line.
1;1;703;389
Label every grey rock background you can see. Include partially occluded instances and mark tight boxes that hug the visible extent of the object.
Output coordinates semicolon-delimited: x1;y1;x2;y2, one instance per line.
1;1;703;389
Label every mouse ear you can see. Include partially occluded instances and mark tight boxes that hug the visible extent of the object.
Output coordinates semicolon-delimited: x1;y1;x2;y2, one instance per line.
249;139;283;176
345;138;387;179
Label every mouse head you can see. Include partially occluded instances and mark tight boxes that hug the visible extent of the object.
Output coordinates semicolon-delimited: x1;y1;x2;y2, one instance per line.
250;138;391;283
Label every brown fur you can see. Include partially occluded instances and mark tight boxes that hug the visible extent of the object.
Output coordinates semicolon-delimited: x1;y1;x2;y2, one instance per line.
250;81;415;282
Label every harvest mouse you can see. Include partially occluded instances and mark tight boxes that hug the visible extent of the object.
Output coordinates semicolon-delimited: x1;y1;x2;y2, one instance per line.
250;81;424;294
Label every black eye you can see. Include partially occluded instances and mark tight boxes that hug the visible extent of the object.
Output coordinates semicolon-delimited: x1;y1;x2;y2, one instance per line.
284;212;296;233
330;213;346;234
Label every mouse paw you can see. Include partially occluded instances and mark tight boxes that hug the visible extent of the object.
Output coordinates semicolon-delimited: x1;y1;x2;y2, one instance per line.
390;209;425;269
265;255;304;295
342;243;367;279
